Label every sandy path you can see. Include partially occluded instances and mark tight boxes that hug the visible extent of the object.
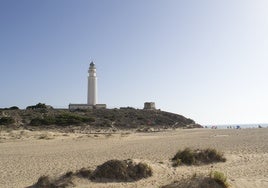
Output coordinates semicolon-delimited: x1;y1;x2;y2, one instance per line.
0;128;267;187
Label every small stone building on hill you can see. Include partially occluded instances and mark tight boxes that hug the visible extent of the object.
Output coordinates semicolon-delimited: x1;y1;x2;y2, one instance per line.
144;102;156;110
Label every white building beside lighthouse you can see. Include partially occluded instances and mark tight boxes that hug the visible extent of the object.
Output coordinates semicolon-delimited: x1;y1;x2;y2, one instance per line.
69;62;106;110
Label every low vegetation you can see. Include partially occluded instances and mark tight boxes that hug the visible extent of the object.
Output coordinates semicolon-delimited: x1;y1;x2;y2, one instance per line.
162;171;229;188
0;117;15;125
30;113;95;126
32;167;94;188
92;159;153;181
172;148;226;166
0;103;201;129
0;106;19;110
31;159;152;187
33;174;74;188
75;167;92;178
210;171;229;188
26;103;49;110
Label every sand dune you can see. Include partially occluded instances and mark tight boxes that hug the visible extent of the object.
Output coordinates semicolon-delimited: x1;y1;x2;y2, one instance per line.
0;128;267;187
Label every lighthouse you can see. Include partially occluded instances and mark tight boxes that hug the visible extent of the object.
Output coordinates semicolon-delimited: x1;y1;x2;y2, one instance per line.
69;61;106;111
88;62;97;105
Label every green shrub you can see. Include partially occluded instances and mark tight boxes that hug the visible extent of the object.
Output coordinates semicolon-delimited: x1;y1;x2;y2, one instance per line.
172;148;226;166
8;106;19;110
210;171;229;188
0;117;15;125
26;103;47;110
172;148;196;165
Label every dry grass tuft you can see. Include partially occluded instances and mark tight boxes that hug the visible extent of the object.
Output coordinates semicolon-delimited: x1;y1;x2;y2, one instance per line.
162;171;229;188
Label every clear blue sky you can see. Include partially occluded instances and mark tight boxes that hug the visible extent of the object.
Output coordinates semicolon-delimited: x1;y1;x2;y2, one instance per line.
1;0;268;125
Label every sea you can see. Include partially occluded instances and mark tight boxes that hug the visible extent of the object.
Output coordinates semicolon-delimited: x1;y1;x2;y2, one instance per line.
205;123;268;129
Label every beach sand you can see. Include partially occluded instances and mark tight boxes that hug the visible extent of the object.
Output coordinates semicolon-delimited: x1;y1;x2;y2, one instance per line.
0;128;267;187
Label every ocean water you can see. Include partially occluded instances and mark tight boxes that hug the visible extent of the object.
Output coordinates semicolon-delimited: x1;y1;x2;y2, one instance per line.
205;124;268;129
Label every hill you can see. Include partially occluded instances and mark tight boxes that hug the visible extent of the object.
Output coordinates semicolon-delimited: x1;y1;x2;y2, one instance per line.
0;108;202;131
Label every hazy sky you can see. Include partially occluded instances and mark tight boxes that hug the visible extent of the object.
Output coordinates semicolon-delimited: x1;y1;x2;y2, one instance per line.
1;0;268;125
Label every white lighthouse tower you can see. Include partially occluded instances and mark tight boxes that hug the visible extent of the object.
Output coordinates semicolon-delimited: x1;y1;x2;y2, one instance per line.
69;61;106;111
88;62;97;105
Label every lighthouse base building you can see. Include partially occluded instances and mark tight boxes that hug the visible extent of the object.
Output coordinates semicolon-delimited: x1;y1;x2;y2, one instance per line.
69;103;106;111
69;62;106;111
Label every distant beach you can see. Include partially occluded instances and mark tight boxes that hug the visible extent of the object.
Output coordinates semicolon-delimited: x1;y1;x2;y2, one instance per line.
0;128;267;187
205;124;268;129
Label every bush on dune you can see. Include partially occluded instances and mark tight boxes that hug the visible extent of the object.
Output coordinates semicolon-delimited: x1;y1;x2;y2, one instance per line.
32;168;93;188
31;159;152;187
91;159;152;182
162;171;229;188
197;148;226;164
172;148;226;166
